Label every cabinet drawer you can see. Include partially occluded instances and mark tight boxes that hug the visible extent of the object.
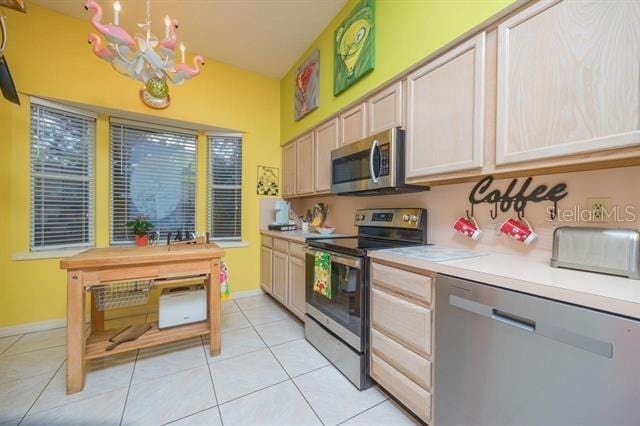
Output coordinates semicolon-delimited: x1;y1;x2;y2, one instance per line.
273;238;289;253
371;328;431;389
261;235;273;248
371;288;432;356
370;353;431;422
372;262;432;304
289;242;305;259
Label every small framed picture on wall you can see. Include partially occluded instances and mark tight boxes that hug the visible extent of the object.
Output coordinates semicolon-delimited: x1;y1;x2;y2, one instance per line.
257;166;280;196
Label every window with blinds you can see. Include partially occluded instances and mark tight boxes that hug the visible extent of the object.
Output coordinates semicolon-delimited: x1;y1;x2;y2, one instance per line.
110;121;197;244
30;100;95;251
208;135;242;240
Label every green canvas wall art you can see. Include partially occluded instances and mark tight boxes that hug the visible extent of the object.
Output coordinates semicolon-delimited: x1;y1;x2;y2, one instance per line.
334;0;375;96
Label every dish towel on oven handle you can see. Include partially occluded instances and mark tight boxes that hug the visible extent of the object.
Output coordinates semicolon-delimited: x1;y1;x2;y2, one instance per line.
313;251;332;299
220;260;231;301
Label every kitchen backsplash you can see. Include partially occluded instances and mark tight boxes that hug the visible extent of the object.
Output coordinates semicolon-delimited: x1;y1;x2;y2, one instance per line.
290;166;640;260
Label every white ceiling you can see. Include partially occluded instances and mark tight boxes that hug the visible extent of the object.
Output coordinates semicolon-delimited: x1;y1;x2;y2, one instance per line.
31;0;346;78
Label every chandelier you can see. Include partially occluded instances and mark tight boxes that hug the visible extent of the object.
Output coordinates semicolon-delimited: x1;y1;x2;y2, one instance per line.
84;0;204;109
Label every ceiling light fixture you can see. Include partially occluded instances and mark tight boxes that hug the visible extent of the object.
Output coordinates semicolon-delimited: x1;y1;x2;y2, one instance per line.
84;0;204;109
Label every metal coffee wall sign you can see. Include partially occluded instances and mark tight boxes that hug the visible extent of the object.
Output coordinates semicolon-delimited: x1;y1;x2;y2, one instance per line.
468;175;568;219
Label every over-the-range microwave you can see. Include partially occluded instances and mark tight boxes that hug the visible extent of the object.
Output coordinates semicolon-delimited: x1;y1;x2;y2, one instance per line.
330;127;428;195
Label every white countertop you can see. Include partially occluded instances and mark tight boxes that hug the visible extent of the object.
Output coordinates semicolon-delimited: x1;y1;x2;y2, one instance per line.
260;229;351;244
369;247;640;320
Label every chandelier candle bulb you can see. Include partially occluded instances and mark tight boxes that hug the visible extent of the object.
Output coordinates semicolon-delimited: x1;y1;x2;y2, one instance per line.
164;15;171;39
180;43;186;63
113;1;120;26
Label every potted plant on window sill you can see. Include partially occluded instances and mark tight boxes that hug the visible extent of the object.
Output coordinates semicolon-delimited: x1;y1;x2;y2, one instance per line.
127;216;154;247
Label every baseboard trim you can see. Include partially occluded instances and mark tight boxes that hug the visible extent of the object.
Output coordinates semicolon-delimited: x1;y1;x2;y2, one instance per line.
0;288;266;337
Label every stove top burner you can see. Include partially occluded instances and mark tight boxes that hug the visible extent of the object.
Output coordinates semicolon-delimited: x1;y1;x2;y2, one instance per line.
308;236;426;257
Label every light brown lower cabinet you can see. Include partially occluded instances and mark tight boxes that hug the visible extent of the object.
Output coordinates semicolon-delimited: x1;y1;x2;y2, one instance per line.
260;246;273;295
370;261;435;424
287;255;306;320
272;250;288;305
260;235;307;320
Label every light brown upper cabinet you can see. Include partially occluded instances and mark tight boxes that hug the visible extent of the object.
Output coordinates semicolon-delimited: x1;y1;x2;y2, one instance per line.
495;0;640;165
295;132;315;195
282;143;296;197
314;118;339;193
406;33;486;179
368;81;404;135
339;102;367;146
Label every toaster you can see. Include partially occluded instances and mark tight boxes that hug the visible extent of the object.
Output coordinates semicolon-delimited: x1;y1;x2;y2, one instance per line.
551;227;640;279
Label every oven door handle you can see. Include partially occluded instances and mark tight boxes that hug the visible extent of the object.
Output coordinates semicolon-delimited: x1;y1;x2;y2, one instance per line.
369;139;379;184
305;248;362;269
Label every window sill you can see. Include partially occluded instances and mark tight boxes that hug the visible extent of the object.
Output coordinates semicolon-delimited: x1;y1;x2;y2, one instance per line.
212;241;249;248
12;248;89;261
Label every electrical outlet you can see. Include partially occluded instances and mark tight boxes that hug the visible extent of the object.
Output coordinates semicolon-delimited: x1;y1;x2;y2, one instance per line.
587;198;611;223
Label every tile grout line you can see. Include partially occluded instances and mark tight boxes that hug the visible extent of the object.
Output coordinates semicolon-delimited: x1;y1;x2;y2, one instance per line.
236;297;326;426
336;398;389;425
16;358;66;425
0;334;25;356
118;348;141;426
1;343;67;358
200;334;225;426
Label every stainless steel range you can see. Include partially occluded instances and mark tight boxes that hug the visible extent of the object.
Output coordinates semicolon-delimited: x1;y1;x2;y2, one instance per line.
304;208;428;389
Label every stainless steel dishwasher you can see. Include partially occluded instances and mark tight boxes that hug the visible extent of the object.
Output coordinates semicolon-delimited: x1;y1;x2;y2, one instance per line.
434;274;640;426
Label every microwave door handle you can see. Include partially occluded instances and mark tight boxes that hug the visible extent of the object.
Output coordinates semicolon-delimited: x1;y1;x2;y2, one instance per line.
369;139;379;183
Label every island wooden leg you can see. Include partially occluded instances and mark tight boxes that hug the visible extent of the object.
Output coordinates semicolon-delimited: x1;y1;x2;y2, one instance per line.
66;271;86;394
91;293;104;332
208;260;221;356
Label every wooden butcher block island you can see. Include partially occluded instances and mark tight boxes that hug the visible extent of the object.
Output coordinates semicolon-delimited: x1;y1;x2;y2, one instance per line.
60;244;225;394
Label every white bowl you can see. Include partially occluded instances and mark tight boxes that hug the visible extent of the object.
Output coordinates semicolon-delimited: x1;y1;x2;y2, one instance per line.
315;227;336;235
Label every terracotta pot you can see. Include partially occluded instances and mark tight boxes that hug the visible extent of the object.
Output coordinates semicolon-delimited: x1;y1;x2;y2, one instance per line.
135;234;149;247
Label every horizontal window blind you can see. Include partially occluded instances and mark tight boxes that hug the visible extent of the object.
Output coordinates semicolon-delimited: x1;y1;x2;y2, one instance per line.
208;135;242;240
30;101;95;251
110;122;197;244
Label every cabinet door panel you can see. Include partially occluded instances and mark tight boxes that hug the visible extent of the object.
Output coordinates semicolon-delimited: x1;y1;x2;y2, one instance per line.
406;33;485;178
368;82;403;135
282;143;296;197
272;251;288;305
260;246;273;295
371;288;432;357
314;118;339;193
496;0;640;164
296;133;315;195
287;256;306;320
339;103;367;146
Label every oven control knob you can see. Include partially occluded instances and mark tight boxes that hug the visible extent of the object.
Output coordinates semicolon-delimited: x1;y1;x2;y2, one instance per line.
356;214;365;221
410;215;419;223
402;214;410;222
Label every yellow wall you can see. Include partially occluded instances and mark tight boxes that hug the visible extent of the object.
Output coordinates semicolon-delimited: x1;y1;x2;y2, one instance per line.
280;0;515;143
0;5;280;328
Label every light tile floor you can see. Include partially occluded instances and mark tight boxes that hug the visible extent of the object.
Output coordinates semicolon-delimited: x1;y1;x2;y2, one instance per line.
0;294;419;425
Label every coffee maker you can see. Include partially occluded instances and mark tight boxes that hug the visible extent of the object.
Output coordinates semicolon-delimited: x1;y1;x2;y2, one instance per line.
268;200;295;231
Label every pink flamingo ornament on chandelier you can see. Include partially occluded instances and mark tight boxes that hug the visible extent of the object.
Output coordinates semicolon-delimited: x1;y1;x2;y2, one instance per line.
160;18;180;51
170;55;205;84
84;0;135;48
87;33;114;61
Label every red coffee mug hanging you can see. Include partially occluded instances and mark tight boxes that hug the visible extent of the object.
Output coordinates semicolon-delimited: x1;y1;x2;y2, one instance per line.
454;216;482;240
500;217;537;245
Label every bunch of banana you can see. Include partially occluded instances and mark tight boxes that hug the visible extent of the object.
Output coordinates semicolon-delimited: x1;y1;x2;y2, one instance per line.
310;203;328;228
